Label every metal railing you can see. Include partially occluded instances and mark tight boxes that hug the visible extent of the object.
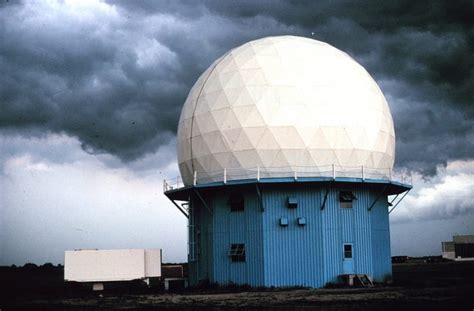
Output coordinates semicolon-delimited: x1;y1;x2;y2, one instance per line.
163;165;412;192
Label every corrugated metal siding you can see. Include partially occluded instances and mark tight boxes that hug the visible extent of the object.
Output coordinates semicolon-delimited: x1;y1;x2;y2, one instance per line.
353;189;373;277
322;189;342;284
188;183;392;287
454;243;474;258
262;187;325;287
212;189;264;286
203;208;211;280
370;195;392;282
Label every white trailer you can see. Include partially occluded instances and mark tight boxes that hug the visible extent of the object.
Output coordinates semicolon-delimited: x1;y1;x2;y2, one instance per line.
64;249;161;290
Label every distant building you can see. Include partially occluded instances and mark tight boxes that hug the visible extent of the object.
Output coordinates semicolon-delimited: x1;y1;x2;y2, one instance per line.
164;36;412;288
64;249;161;290
442;235;474;261
442;242;455;260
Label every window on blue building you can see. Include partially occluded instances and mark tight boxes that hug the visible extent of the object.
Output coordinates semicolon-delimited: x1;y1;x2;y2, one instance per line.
228;193;244;212
229;243;245;262
340;191;357;208
344;244;353;259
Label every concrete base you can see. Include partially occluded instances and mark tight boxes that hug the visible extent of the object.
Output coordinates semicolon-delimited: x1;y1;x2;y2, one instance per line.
442;251;455;260
454;257;474;261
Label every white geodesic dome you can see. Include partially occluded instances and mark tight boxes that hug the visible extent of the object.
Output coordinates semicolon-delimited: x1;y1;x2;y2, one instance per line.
176;36;395;186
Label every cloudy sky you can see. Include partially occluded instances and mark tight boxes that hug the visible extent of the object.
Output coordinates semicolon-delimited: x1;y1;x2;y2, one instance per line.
1;0;473;265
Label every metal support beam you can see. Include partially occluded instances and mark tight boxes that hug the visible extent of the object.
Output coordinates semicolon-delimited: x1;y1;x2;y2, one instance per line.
320;188;330;210
255;184;264;212
390;193;400;205
389;189;410;214
368;185;388;211
168;198;189;218
193;188;213;215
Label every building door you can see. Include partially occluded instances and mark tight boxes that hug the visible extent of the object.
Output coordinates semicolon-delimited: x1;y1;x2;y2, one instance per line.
343;243;354;274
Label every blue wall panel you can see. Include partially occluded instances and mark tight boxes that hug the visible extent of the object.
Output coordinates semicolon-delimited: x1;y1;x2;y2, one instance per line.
352;189;373;277
370;195;392;282
194;196;213;283
262;187;325;287
212;190;264;286
321;190;338;284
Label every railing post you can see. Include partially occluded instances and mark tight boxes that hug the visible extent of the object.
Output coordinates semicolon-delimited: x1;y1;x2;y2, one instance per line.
389;169;392;181
361;165;364;180
332;164;335;179
224;168;227;184
193;171;197;186
294;167;297;180
163;179;167;192
257;166;260;181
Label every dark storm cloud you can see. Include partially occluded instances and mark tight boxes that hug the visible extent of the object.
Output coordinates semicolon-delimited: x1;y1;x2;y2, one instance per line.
1;0;472;175
0;0;182;160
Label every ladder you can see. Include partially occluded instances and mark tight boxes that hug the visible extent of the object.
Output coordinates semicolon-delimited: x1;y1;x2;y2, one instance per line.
187;200;197;261
356;274;373;287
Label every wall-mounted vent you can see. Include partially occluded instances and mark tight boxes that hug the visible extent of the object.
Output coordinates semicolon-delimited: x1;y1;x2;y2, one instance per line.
297;217;306;226
288;197;298;208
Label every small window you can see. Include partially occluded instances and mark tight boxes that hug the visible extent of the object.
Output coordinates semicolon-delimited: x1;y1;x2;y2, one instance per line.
339;191;357;208
228;193;244;212
344;244;353;259
229;243;245;262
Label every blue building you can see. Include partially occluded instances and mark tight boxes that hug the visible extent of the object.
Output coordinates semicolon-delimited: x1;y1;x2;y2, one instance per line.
164;36;412;287
165;177;410;287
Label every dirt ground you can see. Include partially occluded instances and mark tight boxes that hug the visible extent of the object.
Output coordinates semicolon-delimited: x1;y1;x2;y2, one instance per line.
2;261;474;310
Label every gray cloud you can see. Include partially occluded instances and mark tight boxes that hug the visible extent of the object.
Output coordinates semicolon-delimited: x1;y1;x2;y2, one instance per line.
391;160;474;223
0;0;472;176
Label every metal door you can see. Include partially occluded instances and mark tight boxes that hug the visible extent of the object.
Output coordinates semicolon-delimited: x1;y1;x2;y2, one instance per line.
343;243;354;274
